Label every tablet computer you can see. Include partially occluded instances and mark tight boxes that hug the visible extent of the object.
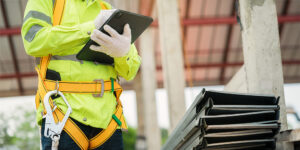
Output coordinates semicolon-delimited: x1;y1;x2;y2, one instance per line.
76;9;153;64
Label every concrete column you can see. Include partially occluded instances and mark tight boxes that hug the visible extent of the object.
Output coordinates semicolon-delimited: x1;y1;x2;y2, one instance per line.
133;73;147;150
156;0;186;132
140;28;161;150
224;65;247;93
239;0;293;149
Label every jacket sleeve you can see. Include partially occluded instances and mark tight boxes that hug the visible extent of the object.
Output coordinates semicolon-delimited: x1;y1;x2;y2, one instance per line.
114;44;141;81
21;0;96;57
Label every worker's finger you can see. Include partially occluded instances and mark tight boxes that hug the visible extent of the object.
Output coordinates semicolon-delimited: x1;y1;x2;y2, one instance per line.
104;25;120;38
89;45;102;51
93;29;112;44
123;24;131;38
98;46;111;56
91;31;108;46
90;45;107;53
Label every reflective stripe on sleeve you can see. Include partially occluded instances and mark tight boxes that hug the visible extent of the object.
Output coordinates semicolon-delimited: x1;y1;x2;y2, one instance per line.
25;25;43;42
24;11;52;25
52;55;79;61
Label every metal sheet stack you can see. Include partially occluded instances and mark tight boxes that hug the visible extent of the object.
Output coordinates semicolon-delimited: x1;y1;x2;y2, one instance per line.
162;89;280;150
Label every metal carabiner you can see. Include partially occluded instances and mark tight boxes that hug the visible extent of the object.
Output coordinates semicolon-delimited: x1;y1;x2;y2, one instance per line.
43;90;72;150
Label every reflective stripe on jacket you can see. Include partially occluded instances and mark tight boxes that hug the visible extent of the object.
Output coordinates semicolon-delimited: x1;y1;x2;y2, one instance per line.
21;0;141;129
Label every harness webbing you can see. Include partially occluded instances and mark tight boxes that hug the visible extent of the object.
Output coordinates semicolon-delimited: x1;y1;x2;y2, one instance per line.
35;1;127;149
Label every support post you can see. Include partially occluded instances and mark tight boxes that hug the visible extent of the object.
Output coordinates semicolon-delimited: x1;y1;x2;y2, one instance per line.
239;0;293;149
133;72;147;150
224;65;247;93
140;28;161;149
156;0;186;132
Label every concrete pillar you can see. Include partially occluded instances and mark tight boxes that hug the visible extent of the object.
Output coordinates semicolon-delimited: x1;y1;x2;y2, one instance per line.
140;28;161;150
133;73;147;150
156;0;186;132
224;65;247;93
239;0;293;149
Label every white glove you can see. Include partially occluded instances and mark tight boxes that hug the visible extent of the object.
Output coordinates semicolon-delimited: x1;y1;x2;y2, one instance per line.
90;24;132;58
94;9;117;29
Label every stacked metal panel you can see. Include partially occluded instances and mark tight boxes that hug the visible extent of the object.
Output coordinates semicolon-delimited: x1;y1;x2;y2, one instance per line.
162;89;280;150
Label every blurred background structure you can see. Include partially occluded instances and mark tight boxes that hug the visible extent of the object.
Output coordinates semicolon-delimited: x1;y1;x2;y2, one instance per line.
1;0;300;96
0;0;300;149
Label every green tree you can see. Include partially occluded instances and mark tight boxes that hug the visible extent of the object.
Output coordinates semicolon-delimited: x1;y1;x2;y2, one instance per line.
123;127;136;150
0;108;40;150
13;111;40;150
0;113;17;147
161;128;168;145
122;127;169;149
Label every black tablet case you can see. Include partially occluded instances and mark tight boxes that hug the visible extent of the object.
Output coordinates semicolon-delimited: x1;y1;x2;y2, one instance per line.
76;9;153;64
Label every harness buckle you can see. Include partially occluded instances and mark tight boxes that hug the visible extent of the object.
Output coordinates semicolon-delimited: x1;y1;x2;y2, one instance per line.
93;79;105;97
43;90;72;143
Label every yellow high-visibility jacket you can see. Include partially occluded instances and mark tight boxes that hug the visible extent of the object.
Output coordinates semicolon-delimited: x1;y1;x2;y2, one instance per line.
21;0;141;129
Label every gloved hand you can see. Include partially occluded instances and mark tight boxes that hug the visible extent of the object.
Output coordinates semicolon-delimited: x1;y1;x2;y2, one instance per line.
94;9;117;29
90;24;132;58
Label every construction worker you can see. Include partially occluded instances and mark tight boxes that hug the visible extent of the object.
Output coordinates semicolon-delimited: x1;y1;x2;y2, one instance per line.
21;0;141;149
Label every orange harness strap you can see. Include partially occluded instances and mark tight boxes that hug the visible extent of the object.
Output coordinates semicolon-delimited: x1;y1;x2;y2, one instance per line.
35;1;127;149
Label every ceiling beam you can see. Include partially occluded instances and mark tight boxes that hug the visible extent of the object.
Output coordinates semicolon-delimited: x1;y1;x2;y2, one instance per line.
0;0;24;95
219;0;236;84
182;0;193;87
151;15;300;26
1;15;300;36
0;72;37;79
1;59;299;79
156;60;300;70
279;0;291;37
0;27;20;36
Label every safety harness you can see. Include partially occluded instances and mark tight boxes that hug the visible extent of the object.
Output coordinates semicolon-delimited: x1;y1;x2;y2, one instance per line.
35;0;127;149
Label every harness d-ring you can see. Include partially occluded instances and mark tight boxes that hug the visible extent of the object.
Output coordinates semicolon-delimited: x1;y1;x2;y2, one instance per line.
55;81;59;96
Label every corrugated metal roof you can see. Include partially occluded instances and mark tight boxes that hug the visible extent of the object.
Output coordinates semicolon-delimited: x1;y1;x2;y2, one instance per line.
0;0;299;96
